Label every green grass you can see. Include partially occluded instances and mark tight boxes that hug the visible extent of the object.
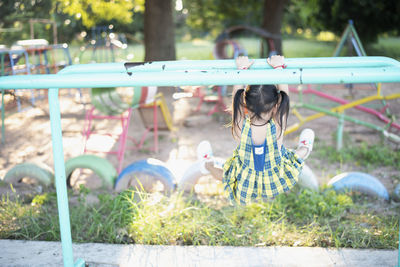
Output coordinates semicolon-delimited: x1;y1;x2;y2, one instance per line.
66;36;400;63
316;141;400;172
1;187;398;248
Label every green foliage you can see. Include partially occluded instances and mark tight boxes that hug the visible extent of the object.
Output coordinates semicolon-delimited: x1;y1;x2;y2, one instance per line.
1;188;398;249
317;142;400;170
57;0;135;28
292;0;400;43
0;0;144;45
0;0;55;44
182;0;263;37
276;188;353;224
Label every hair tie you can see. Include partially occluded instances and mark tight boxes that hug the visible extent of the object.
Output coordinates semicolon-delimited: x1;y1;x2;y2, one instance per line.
243;86;250;106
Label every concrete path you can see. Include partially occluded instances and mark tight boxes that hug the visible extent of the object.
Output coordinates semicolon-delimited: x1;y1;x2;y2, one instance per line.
0;239;398;267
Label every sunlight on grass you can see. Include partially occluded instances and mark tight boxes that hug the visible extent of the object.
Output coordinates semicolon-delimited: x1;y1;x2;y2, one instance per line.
1;187;398;248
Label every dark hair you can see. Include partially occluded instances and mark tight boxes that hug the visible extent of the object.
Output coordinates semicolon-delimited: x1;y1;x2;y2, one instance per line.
231;84;289;138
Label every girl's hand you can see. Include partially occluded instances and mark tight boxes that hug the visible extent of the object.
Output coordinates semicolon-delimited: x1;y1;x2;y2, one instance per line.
267;55;285;69
235;56;254;70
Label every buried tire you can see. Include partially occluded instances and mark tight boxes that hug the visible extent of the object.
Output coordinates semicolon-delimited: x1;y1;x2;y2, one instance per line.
3;162;54;187
115;158;176;193
328;172;389;201
65;155;117;188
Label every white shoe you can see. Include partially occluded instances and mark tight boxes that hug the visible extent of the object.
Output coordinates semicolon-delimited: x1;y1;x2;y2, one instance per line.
197;140;214;175
298;128;315;160
197;140;213;160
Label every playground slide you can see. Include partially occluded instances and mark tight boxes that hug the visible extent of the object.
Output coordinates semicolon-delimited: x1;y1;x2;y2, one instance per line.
65;154;117;188
3;162;54;187
114;158;176;193
328;172;389;201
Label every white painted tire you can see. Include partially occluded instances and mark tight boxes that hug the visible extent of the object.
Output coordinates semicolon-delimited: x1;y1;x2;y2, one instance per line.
298;164;319;191
178;161;204;193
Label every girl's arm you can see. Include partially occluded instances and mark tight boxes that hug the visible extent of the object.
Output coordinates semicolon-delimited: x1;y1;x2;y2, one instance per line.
233;56;254;95
267;55;289;96
231;56;254;138
267;55;289;148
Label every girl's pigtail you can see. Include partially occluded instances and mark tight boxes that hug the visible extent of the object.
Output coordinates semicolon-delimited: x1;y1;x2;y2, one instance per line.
232;88;245;137
276;90;290;137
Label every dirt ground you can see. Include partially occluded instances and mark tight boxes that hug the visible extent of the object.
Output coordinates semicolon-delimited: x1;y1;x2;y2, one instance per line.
0;82;399;197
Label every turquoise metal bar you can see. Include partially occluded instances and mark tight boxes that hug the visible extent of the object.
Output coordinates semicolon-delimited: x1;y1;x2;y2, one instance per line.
56;56;400;75
124;56;400;72
1;67;400;89
48;89;75;266
1;89;4;144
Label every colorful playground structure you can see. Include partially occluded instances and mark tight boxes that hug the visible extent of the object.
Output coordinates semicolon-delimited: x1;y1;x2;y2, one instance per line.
82;86;175;173
0;39;72;144
77;25;128;63
1;57;400;266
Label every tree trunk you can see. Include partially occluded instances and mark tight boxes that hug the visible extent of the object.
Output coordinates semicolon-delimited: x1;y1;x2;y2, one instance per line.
144;0;176;61
262;0;288;55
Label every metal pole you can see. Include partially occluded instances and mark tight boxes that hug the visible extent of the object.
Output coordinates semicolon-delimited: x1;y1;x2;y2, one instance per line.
48;89;75;267
337;112;345;150
333;24;351;57
53;56;400;75
1;68;400;89
1;89;4;144
1;52;5;144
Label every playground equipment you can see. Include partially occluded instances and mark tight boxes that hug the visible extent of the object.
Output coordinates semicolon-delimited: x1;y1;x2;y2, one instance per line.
287;83;400;149
3;162;54;187
287;22;399;149
393;184;400;202
175;85;228;116
215;25;281;58
65;155;117;188
297;164;319;192
114;158;176;193
83;86;174;173
1;56;400;266
328;172;390;201
29;18;58;44
15;39;72;74
0;40;72;144
78;25;128;63
0;48;34;112
333;20;366;58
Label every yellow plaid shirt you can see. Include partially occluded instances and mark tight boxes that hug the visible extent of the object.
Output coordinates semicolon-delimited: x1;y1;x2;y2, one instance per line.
223;117;304;205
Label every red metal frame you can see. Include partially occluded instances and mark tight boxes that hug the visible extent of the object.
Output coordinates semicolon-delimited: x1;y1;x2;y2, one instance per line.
82;90;160;173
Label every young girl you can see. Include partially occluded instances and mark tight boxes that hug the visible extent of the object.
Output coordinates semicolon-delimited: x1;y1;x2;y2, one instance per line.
201;55;315;205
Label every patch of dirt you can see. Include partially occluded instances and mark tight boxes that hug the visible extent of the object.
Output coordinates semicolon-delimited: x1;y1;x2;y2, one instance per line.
0;83;399;198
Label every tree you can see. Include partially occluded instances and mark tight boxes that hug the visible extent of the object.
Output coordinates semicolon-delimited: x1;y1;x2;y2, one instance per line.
182;0;287;55
262;0;288;54
144;0;176;61
57;0;135;29
298;0;400;43
0;0;55;45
